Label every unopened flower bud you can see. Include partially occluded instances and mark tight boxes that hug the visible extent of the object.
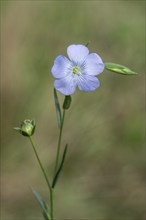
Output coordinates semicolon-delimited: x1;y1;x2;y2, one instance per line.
14;119;36;137
63;95;72;110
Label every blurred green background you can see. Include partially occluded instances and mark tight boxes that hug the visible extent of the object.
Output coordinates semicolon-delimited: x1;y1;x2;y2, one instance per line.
1;1;145;219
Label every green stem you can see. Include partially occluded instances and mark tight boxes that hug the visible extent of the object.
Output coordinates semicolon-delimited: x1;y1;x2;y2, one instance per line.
54;109;66;175
28;136;54;219
50;188;54;220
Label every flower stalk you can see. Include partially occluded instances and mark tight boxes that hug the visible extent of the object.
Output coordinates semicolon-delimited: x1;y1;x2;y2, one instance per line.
28;136;52;191
28;136;54;219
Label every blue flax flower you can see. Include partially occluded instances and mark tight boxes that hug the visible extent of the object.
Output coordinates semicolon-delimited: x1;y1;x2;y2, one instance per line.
51;44;104;95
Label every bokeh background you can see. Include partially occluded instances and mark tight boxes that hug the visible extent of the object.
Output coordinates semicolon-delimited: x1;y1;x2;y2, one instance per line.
1;0;145;219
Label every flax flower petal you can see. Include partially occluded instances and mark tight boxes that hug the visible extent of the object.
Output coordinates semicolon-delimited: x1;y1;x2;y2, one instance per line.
51;55;72;79
67;45;89;65
54;75;77;95
77;75;100;92
82;53;104;76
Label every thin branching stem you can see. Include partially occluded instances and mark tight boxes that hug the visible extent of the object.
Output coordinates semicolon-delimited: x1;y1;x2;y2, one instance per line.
28;136;54;219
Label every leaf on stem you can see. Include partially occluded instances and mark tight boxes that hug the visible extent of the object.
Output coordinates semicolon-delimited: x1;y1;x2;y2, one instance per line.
54;88;62;128
105;63;138;75
52;144;68;188
31;187;51;220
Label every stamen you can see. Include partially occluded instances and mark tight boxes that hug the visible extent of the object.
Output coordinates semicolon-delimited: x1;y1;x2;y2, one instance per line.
72;66;81;75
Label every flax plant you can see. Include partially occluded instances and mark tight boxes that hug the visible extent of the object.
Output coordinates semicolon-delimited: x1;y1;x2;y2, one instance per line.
14;44;138;220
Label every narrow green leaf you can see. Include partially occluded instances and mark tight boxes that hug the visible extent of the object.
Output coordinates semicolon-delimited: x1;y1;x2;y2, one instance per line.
105;63;138;75
31;187;51;220
54;88;62;128
52;144;68;188
63;96;72;110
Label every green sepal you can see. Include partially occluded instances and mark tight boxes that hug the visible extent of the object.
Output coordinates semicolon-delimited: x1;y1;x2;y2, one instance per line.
52;144;68;188
63;96;72;110
54;88;62;128
13;127;21;131
31;187;51;220
105;63;138;75
85;41;90;47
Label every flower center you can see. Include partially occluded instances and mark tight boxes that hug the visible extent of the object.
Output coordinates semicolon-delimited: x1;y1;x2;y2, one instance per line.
72;66;81;75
